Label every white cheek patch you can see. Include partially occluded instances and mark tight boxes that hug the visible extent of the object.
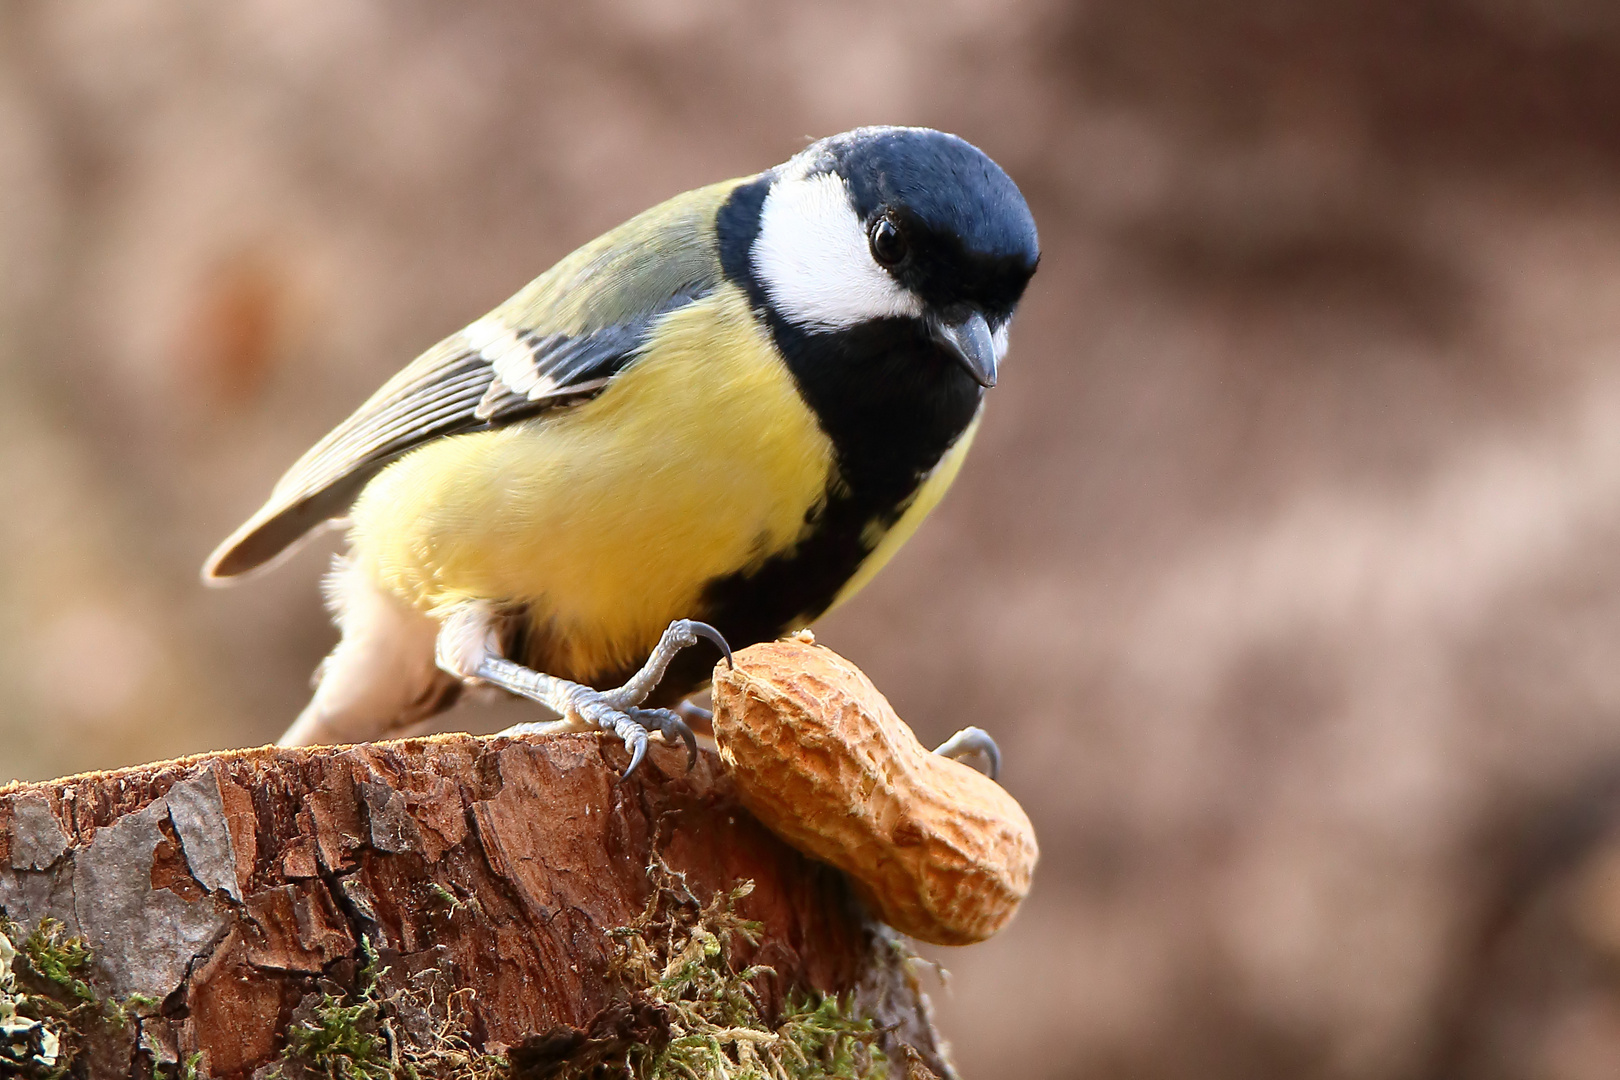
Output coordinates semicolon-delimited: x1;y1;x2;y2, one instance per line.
993;322;1010;362
751;172;924;332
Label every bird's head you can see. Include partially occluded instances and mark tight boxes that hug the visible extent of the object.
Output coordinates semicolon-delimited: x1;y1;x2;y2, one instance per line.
745;126;1039;389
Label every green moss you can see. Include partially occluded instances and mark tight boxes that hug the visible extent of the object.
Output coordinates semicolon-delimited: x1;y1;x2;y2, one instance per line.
426;884;464;914
2;921;65;1079
0;916;169;1079
20;920;95;1006
274;940;506;1080
279;941;390;1078
1;916;101;1079
7;868;904;1080
282;990;390;1078
608;861;889;1080
271;863;889;1080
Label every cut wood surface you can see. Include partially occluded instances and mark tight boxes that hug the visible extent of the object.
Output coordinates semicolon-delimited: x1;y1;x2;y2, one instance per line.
0;732;953;1079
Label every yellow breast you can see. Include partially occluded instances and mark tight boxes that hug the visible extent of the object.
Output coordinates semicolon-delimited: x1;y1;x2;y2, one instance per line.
349;283;835;680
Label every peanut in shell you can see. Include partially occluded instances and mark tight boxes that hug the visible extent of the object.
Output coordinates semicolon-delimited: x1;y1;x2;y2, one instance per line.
711;639;1038;946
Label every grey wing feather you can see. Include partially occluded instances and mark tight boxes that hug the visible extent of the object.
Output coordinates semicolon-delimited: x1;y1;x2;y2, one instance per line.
203;179;742;582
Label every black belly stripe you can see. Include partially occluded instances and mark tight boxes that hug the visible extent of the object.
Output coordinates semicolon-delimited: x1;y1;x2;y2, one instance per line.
641;319;984;705
563;324;982;704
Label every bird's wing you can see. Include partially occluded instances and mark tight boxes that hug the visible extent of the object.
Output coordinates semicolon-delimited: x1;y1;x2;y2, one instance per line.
204;178;744;581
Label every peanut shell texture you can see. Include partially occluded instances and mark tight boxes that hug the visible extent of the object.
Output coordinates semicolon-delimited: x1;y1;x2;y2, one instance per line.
710;639;1038;946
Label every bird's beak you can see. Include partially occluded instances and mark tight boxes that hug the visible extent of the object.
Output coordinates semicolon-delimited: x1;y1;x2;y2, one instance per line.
930;310;998;388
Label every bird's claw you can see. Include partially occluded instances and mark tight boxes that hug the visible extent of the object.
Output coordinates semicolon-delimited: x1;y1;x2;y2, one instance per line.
584;705;696;778
628;707;699;771
933;726;1002;781
582;618;730;777
617;716;650;777
568;695;649;778
677;619;733;669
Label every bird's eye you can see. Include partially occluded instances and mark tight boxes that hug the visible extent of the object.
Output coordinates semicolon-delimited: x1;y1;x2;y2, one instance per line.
868;216;908;268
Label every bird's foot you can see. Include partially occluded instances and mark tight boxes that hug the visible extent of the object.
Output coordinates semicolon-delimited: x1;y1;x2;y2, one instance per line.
933;726;1002;781
488;619;731;777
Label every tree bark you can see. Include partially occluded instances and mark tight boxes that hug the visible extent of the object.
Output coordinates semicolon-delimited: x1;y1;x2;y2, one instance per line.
0;732;954;1079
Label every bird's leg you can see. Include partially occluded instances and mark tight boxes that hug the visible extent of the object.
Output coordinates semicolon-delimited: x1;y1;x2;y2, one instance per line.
933;726;1002;781
470;617;732;777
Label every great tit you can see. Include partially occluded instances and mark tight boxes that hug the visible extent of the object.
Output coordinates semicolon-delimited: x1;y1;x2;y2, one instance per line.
205;126;1040;774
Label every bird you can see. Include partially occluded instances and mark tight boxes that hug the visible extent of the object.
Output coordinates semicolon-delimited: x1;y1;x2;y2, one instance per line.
204;126;1040;776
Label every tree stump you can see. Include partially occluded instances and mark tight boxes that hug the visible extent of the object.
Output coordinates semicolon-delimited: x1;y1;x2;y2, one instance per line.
0;732;954;1078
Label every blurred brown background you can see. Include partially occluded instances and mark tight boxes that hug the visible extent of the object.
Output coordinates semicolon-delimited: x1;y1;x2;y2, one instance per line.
9;1;1620;1077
